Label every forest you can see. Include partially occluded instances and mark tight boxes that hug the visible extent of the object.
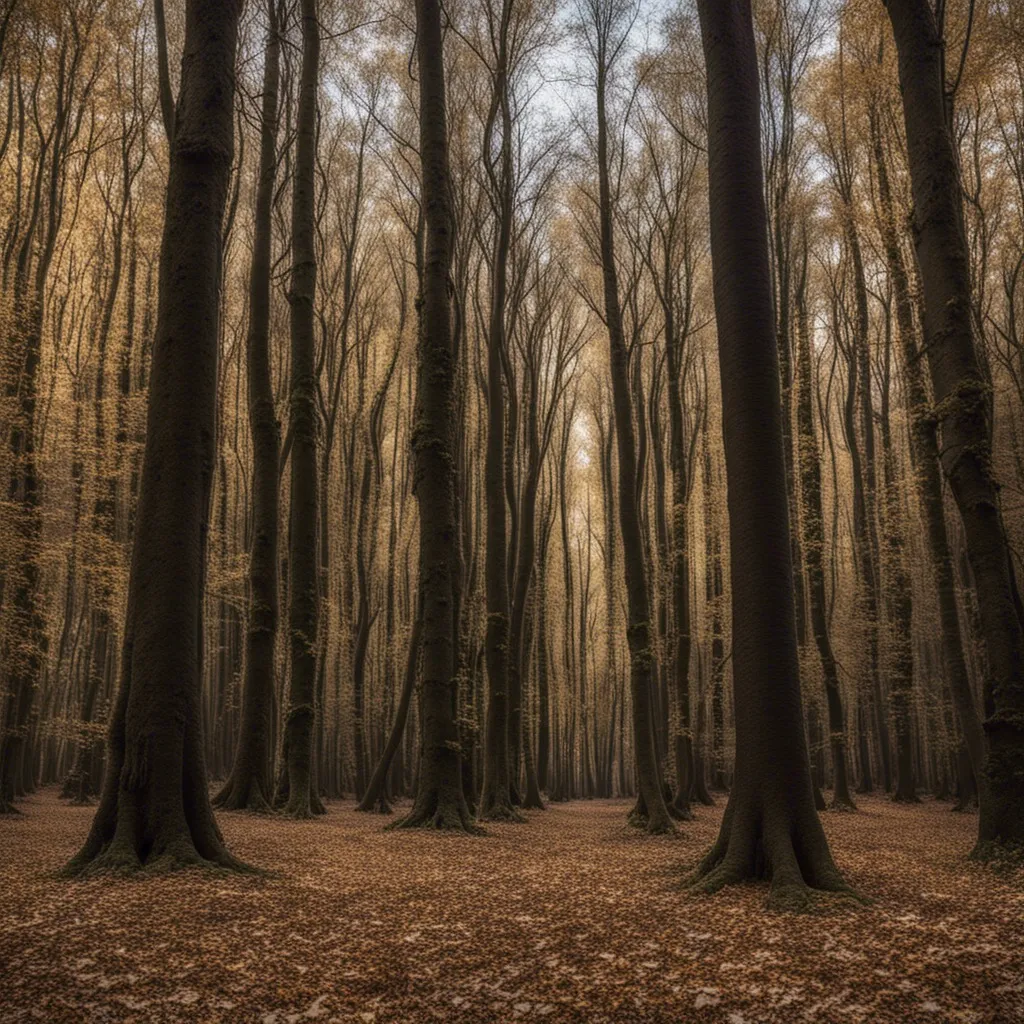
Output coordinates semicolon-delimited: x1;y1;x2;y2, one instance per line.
0;0;1022;1020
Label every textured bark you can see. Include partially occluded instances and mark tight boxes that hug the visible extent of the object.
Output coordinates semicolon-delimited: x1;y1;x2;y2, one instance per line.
885;0;1024;853
63;0;246;874
395;0;475;832
589;0;672;834
278;0;325;819
693;0;848;907
215;0;282;815
359;606;422;813
795;245;855;811
848;215;891;793
879;313;917;804
667;321;696;819
479;2;518;821
871;86;988;817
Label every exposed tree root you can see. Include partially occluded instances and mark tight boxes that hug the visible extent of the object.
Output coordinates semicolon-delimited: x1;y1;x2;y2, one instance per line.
213;777;274;814
278;791;326;819
628;794;679;834
688;802;859;911
479;798;526;823
827;794;858;812
61;829;257;879
390;786;483;834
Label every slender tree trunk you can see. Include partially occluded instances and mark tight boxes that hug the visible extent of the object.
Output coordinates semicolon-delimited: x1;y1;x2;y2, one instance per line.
479;4;517;820
216;0;282;814
278;0;325;818
396;0;475;831
795;242;855;810
592;37;672;833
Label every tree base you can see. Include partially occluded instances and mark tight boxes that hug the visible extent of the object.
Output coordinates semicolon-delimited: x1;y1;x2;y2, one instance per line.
356;794;395;814
479;798;526;823
892;791;921;804
628;795;677;835
62;823;255;879
521;792;546;811
277;791;327;819
213;775;274;814
689;800;857;912
390;785;481;833
969;839;1024;869
827;793;858;812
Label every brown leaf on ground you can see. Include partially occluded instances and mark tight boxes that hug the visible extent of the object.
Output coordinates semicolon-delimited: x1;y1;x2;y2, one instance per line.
1;793;1021;1023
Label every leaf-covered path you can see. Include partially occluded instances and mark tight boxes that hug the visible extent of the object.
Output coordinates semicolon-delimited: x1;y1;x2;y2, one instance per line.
1;792;1021;1023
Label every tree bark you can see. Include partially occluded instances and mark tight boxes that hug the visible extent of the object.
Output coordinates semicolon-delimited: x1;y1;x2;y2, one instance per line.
693;0;848;908
885;0;1024;853
479;2;518;821
277;0;325;819
794;242;855;810
64;0;246;874
589;0;672;834
395;0;475;831
215;0;282;815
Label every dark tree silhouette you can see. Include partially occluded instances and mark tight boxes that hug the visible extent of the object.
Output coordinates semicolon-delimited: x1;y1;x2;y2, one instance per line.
479;0;519;822
63;0;246;873
579;0;673;834
692;0;849;908
395;0;476;831
215;0;283;815
277;0;326;819
885;0;1024;854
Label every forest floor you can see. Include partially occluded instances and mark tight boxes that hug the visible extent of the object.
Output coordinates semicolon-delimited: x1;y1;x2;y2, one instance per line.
0;792;1022;1024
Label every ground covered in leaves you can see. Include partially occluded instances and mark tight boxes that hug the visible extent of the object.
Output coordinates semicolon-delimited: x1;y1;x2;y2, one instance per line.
1;792;1022;1023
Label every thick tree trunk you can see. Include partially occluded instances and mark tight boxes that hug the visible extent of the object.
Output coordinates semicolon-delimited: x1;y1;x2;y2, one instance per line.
278;0;325;819
693;0;848;908
63;0;246;874
396;0;475;831
885;0;1024;853
215;0;282;815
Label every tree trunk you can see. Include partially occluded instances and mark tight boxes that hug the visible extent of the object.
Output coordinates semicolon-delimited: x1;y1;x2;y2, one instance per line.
395;0;475;831
359;604;422;813
64;0;246;874
479;4;518;821
215;0;282;815
277;0;325;819
795;241;855;810
885;0;1024;853
693;0;848;908
591;14;672;833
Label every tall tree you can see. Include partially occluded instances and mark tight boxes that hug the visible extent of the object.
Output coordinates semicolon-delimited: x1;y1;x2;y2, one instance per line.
793;235;855;809
396;0;475;831
885;0;1024;853
478;0;519;822
277;0;326;818
578;0;673;834
215;0;284;814
693;0;848;907
63;0;246;873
